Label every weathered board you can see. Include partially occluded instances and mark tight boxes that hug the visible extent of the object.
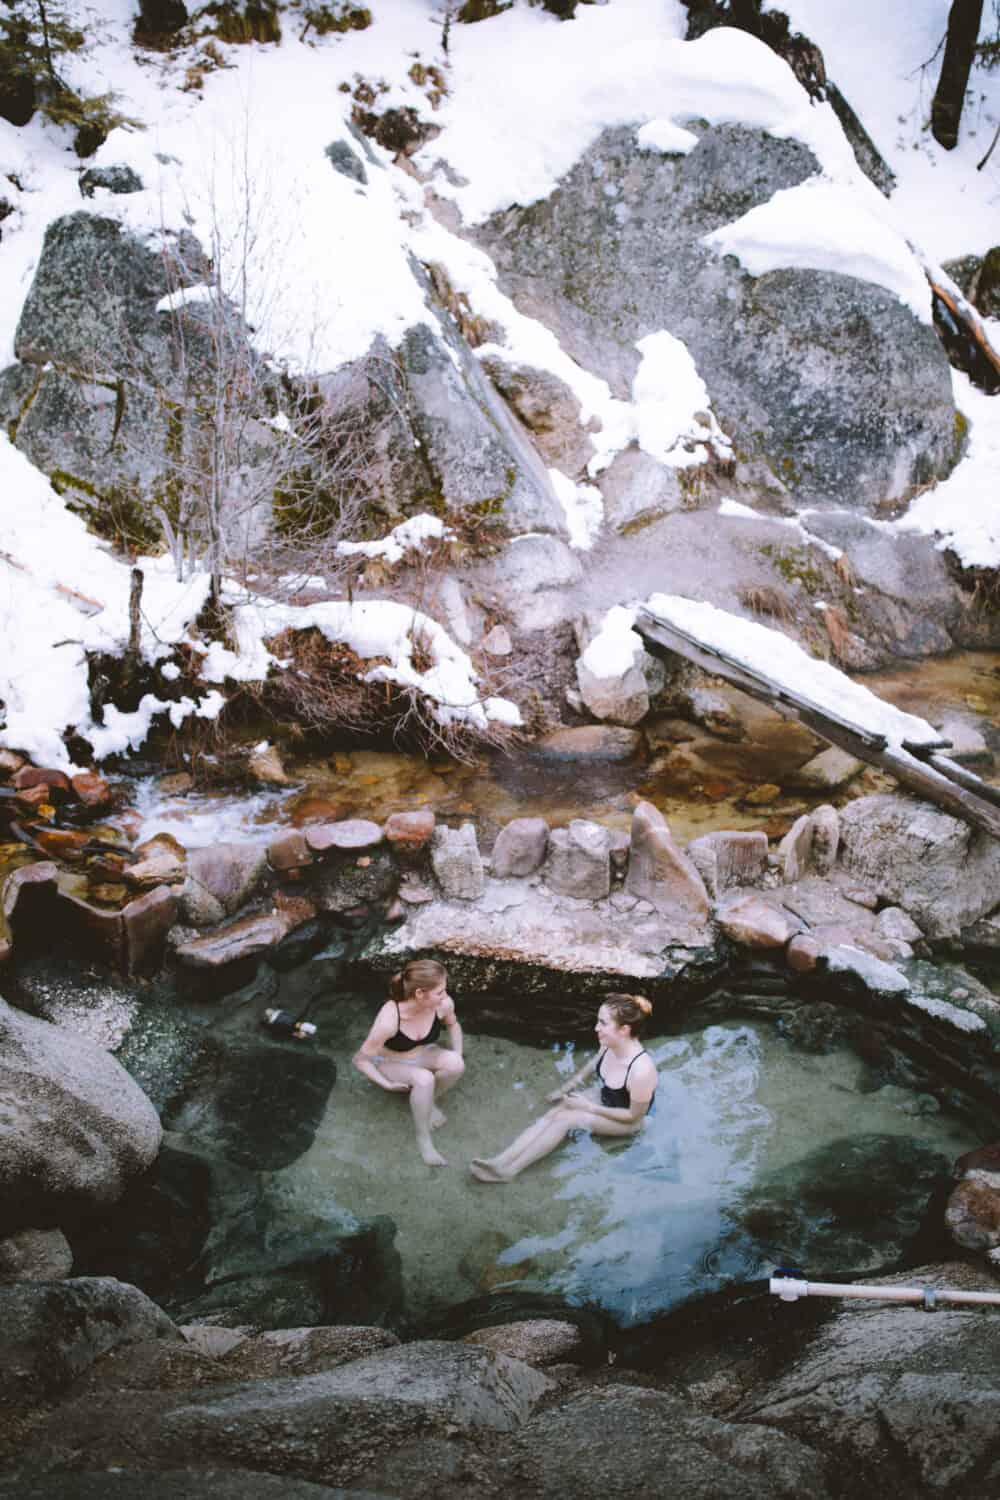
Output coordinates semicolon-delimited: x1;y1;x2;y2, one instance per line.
636;607;1000;842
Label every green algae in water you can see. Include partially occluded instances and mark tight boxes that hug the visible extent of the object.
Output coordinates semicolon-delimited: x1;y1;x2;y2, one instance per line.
269;998;978;1328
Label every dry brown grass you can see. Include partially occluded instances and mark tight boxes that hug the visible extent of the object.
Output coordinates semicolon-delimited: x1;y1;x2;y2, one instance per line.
740;583;797;625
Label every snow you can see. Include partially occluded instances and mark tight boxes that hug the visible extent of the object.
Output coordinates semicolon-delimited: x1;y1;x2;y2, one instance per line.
703;178;933;322
717;497;844;562
1;0;999;771
201;595;522;732
336;513;450;565
632;331;732;466
155;283;216;313
580;605;646;679
644;593;939;749
896;368;1000;570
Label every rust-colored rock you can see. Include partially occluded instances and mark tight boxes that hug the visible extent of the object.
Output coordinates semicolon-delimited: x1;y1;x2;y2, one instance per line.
267;829;314;872
625;801;709;920
56;891;126;970
2;861;59;923
492;817;549;878
306;819;383;854
955;1142;1000;1176
273;890;318;932
30;827;92;862
157;771;194;795
70;771;112;809
718;893;797;949
535;726;644;762
124;851;187;889
248;743;290;785
123;886;178;977
786;933;821;972
13;766;71;795
383;809;436;853
945;1171;1000;1251
686;830;768;900
15;784;50;812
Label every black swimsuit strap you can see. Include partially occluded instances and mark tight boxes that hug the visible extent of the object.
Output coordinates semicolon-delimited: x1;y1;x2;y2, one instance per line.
622;1049;648;1085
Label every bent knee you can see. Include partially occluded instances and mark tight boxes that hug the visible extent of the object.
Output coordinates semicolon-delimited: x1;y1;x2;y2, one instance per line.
408;1067;435;1090
440;1053;465;1078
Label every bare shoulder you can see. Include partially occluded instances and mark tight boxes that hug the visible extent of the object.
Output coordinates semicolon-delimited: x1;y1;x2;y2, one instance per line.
439;995;458;1024
633;1052;658;1080
364;1001;396;1041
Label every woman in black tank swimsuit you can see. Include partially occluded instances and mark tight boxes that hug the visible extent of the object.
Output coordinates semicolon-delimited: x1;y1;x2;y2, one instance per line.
471;993;656;1183
353;959;465;1167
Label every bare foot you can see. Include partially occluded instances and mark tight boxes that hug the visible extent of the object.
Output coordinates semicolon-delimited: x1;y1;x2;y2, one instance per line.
470;1158;511;1183
430;1106;447;1130
419;1143;448;1167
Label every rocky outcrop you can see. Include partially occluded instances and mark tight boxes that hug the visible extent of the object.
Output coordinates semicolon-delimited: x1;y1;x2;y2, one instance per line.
475;123;955;513
0;1277;178;1408
0;997;162;1233
0;1227;73;1283
625;801;710;923
739;1263;1000;1493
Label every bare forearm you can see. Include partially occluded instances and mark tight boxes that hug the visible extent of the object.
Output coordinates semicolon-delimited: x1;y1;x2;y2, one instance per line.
352;1053;398;1090
446;1020;463;1057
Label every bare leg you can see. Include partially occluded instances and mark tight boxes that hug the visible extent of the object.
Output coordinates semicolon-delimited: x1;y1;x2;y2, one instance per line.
376;1059;450;1166
422;1049;465;1128
473;1108;639;1183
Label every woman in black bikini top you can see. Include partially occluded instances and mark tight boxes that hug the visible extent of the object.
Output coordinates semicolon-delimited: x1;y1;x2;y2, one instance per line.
471;993;657;1183
353;958;464;1167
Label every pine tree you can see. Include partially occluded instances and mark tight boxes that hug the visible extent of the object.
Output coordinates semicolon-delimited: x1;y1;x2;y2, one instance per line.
0;1;135;154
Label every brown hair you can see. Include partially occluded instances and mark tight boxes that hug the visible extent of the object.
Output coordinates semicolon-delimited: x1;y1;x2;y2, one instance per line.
604;992;653;1037
389;959;447;1002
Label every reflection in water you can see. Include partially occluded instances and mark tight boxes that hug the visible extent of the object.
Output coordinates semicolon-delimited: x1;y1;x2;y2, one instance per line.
272;1003;977;1327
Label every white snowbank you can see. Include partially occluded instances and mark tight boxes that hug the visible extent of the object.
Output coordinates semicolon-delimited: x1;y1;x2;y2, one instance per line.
896;369;1000;569
580;605;646;679
548;468;604;550
636;119;699;155
704;179;933;323
644;593;938;748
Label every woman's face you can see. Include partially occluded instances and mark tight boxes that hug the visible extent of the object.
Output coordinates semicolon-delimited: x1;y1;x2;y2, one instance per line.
415;980;449;1007
595;1005;628;1044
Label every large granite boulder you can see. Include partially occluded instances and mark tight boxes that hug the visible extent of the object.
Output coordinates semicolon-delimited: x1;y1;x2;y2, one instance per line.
475;123;955;513
839;794;1000;938
0;997;162;1233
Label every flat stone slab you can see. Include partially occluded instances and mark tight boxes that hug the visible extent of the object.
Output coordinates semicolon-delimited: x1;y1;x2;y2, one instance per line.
534;726;644;761
305;819;383;853
173;914;286;969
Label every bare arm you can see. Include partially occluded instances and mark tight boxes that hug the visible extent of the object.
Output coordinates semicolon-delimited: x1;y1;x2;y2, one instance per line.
440;994;463;1058
547;1049;600;1103
352;1004;410;1092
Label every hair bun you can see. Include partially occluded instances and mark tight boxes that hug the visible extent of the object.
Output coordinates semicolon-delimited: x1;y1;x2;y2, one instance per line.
637;995;653;1015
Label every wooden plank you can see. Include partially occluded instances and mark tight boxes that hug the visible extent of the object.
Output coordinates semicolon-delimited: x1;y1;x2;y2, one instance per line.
635;607;1000;842
636;609;889;749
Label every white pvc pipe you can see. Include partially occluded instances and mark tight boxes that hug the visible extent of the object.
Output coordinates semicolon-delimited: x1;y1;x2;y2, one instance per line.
770;1276;1000;1307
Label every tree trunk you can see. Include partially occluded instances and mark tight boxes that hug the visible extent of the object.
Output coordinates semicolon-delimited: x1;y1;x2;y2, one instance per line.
932;0;984;150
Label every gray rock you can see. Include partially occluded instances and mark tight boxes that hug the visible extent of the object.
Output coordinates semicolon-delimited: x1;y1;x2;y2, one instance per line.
308;846;398;914
172;912;285;970
686;830;768;900
0;1227;72;1283
478;353;594;473
462;1318;584;1367
625;801;709;920
739;1263;1000;1492
490;532;583;593
786;744;863;790
809;804;839;875
576;631;655;727
543;819;612;899
839;793;1000;937
823;945;909;996
324;138;367;184
599;445;683;532
876;906;924;944
936;714;994;766
431;822;485;900
533;725;643;761
514;1385;830;1499
186;842;269;917
78;164;144;197
491;817;549;877
0;997;162;1233
0;1276;178;1408
477;123;955;512
1;1477;387;1500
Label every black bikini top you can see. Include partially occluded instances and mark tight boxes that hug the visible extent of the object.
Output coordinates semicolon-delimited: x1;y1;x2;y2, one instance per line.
596;1048;654;1111
383;1000;442;1053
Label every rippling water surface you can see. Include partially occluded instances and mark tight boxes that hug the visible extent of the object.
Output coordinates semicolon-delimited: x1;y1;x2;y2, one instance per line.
271;1000;978;1327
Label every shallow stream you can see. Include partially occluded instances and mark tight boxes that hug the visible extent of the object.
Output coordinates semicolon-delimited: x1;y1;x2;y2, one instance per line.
269;998;977;1328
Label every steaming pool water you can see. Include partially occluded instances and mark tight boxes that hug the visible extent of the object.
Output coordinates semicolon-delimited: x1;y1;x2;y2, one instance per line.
269;997;978;1329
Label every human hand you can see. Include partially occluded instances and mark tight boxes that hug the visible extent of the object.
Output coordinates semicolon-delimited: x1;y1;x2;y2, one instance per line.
384;1080;411;1093
546;1089;567;1104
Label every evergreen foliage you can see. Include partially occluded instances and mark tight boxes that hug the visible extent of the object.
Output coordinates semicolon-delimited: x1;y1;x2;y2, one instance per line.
0;0;136;153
